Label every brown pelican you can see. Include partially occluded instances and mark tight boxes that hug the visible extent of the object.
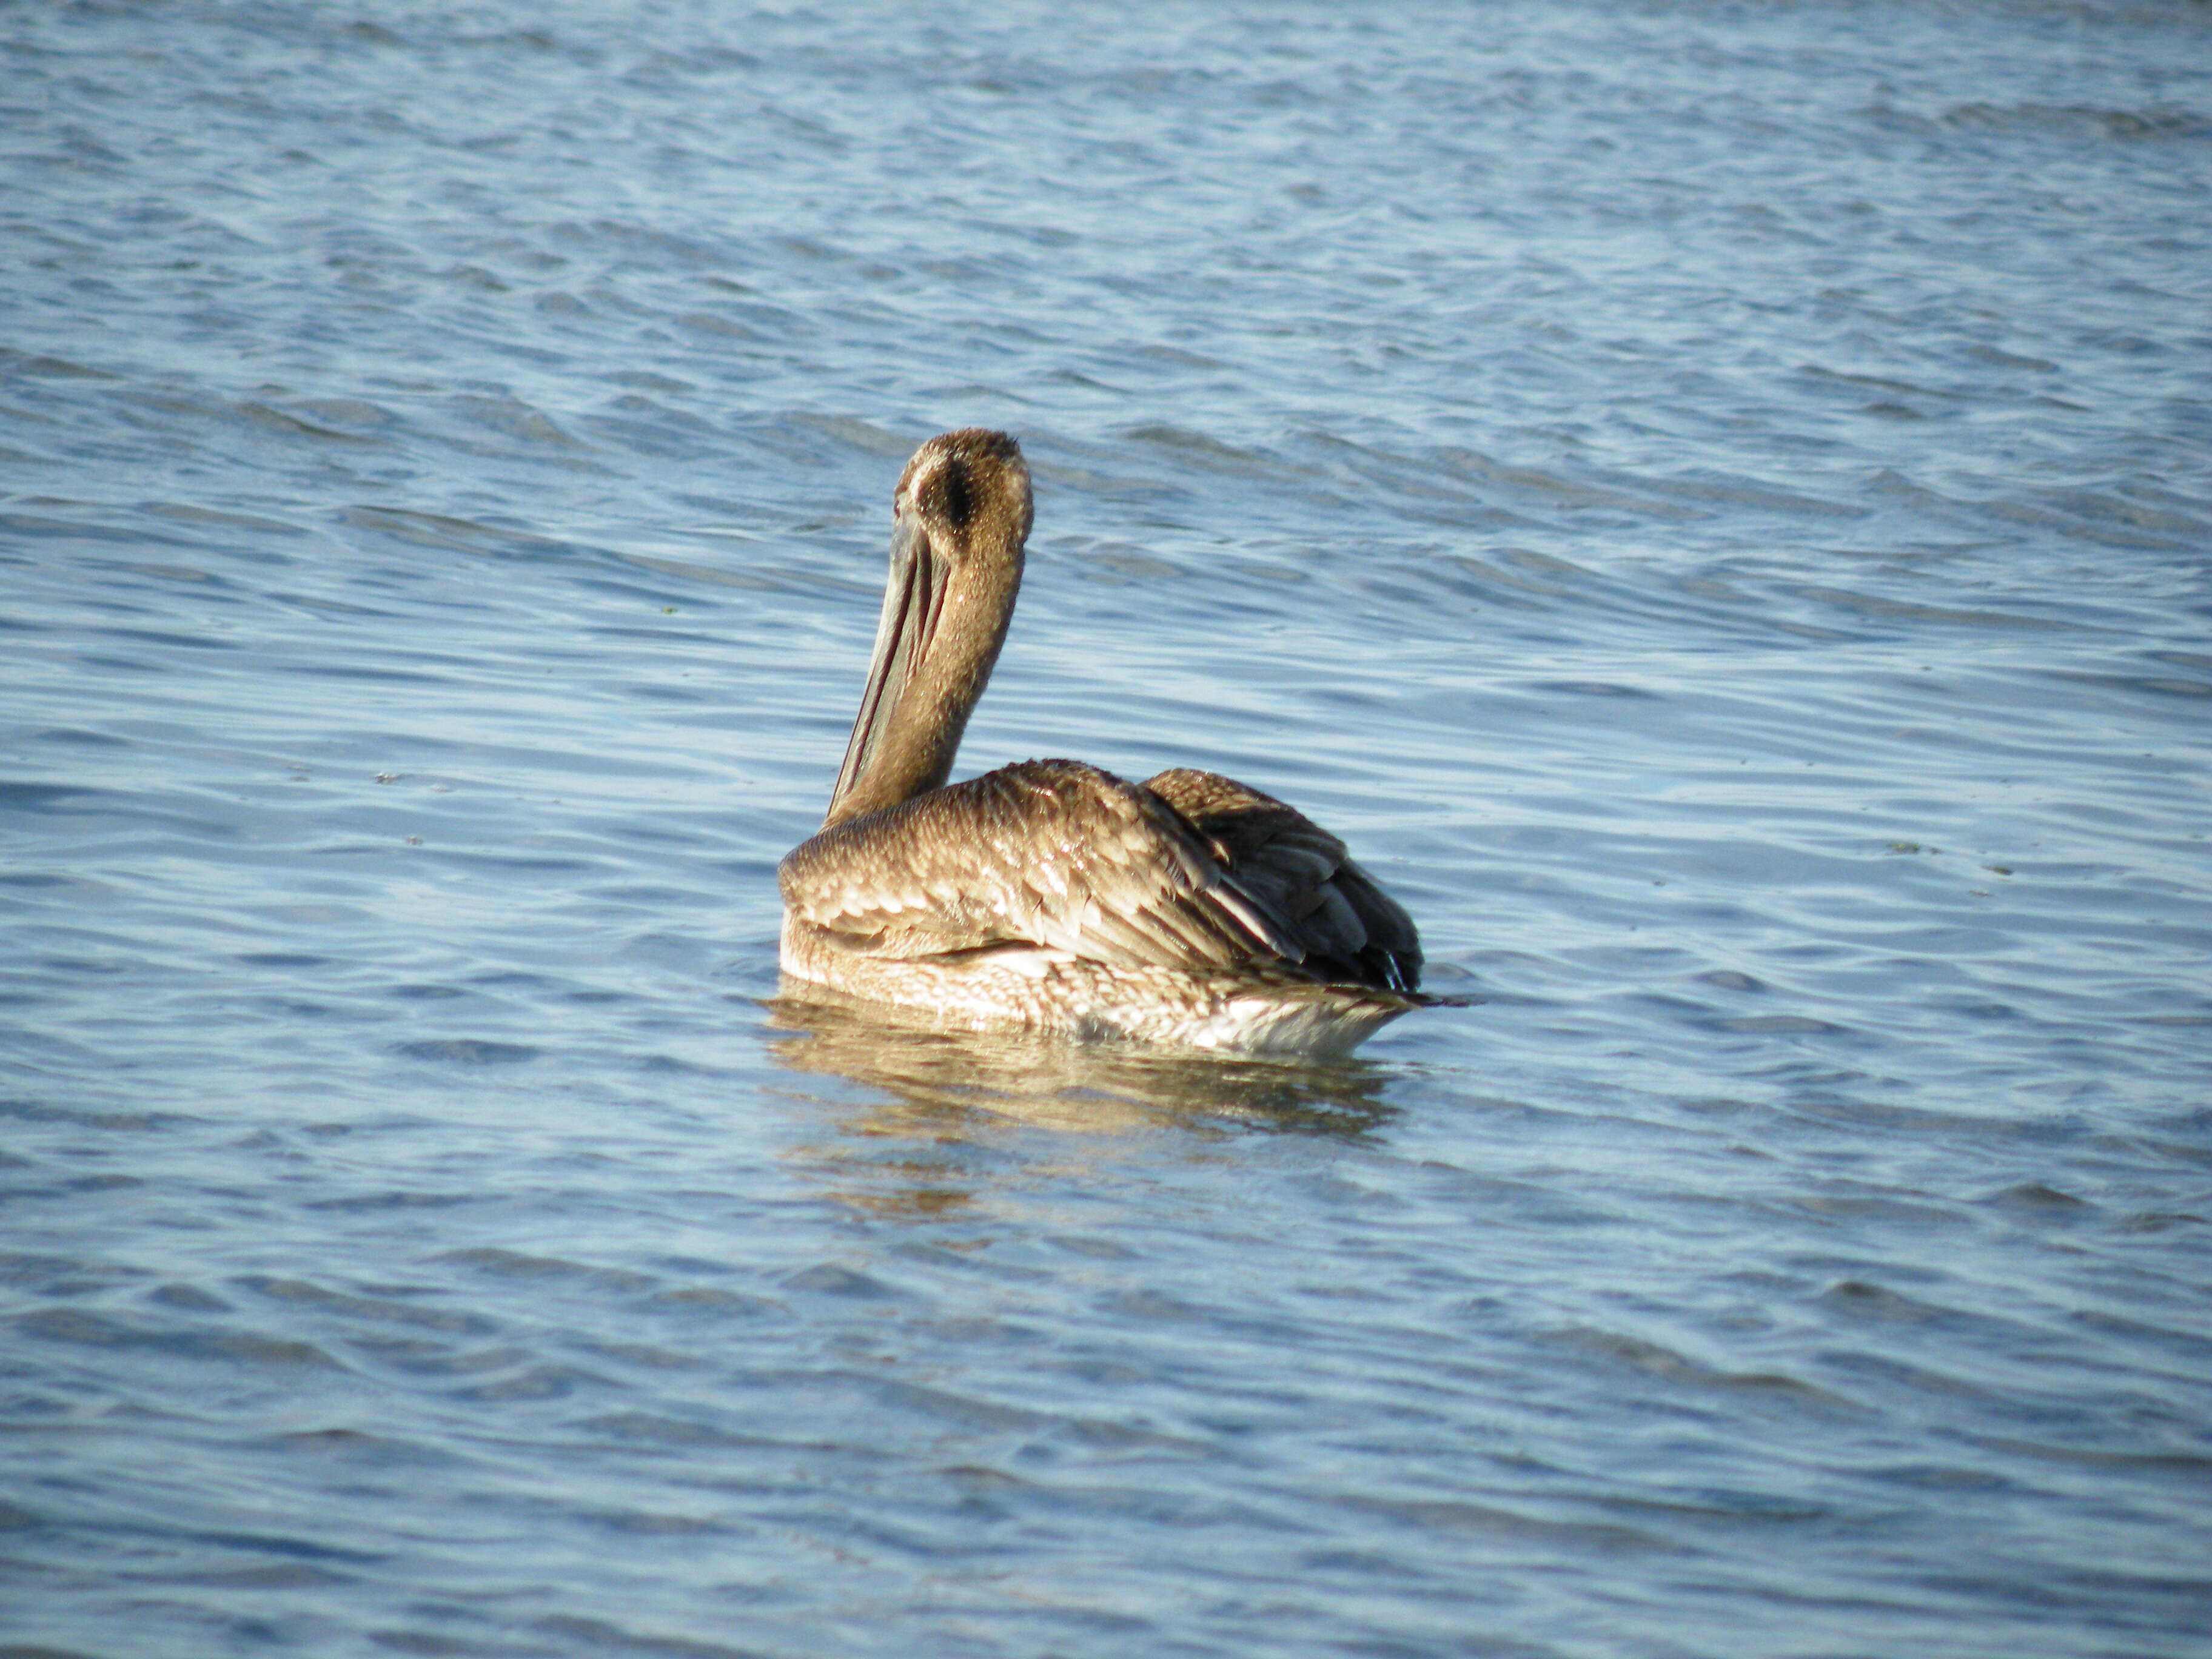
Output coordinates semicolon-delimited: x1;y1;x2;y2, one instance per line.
778;427;1440;1056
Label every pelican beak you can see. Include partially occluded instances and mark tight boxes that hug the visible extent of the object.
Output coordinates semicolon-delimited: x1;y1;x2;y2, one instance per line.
828;509;943;821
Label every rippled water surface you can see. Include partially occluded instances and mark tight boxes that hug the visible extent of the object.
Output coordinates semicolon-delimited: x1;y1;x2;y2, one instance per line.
5;2;2211;1654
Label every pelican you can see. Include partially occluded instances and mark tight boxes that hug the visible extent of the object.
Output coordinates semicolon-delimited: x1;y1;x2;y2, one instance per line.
778;427;1441;1056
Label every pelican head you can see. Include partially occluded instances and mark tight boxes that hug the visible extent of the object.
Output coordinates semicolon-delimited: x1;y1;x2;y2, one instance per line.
824;429;1033;828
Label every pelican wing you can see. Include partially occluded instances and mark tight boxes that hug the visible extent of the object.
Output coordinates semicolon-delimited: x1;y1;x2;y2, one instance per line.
779;759;1307;972
1141;768;1424;993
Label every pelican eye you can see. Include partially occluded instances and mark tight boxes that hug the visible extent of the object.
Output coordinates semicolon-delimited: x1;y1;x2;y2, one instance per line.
916;459;976;531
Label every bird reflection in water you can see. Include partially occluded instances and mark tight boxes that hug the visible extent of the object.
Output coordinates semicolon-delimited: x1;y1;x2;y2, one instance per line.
765;988;1400;1216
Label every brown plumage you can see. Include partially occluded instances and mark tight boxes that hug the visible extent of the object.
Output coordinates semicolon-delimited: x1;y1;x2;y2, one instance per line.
777;428;1440;1055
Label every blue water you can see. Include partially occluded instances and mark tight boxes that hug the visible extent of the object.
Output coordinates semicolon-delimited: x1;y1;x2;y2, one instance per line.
4;2;2210;1654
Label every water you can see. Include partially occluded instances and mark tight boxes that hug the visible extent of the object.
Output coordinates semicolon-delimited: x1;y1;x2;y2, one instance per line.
4;1;2210;1652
